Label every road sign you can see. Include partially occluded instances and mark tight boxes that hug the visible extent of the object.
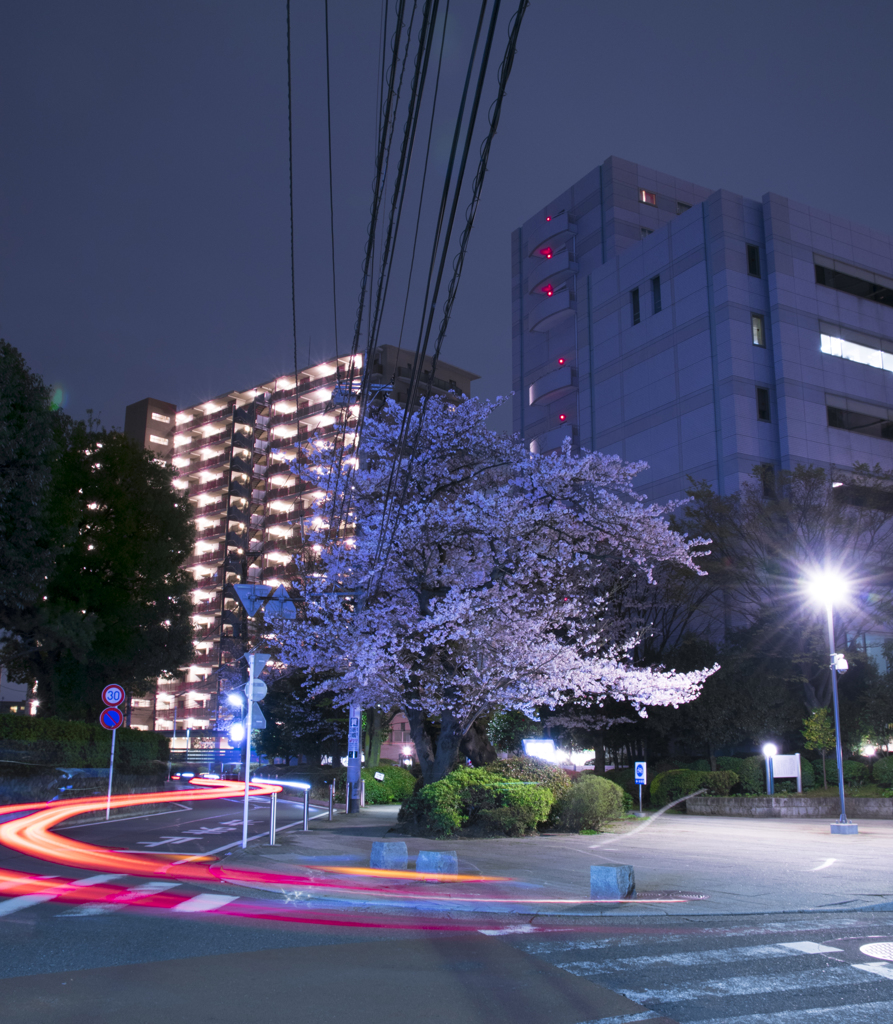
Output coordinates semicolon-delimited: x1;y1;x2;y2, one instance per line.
245;679;267;702
99;706;124;730
634;761;647;785
249;702;266;729
101;684;126;707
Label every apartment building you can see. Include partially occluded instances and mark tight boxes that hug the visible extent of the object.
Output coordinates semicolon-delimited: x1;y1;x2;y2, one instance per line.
125;345;477;754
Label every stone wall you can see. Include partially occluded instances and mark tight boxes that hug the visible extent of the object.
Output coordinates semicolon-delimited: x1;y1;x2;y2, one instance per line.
686;795;893;819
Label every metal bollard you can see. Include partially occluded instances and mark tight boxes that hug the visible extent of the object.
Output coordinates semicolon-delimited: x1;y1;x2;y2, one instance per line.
303;786;309;831
360;779;366;808
328;782;334;821
269;791;277;845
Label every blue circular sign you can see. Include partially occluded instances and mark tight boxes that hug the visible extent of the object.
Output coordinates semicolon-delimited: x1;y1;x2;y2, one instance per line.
99;706;124;730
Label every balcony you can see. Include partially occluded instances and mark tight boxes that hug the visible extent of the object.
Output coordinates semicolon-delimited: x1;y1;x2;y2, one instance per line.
530;423;578;455
526;212;577;258
529;365;578;407
527;250;577;295
527;290;576;333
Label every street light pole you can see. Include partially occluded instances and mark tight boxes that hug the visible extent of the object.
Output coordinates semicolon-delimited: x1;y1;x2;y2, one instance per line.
824;599;853;831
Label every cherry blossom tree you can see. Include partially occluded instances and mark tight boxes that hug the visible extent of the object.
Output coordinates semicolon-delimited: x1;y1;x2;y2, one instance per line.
275;396;716;784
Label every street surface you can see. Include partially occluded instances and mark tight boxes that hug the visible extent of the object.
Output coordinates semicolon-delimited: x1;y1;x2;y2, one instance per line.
0;792;891;1022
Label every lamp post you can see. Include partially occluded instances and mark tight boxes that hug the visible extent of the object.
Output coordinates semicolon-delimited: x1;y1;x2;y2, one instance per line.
762;743;777;795
806;570;858;835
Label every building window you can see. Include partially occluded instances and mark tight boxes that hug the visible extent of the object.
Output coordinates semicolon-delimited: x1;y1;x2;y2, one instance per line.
676;201;691;215
640;227;653;239
149;434;169;446
631;287;641;325
751;313;766;347
760;464;776;499
827;404;893;440
651;276;661;314
821;332;893;373
639;189;657;206
815;263;893;309
151;412;171;424
756;387;771;422
747;245;761;278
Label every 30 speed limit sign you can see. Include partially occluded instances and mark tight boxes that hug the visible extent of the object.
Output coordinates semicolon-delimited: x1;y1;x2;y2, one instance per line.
101;684;126;707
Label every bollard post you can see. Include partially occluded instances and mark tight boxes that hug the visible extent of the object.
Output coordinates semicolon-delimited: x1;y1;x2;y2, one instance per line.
360;779;366;808
303;786;309;831
328;782;334;821
269;791;277;845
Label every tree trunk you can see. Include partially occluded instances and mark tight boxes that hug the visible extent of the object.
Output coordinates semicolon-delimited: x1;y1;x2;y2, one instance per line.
821;750;827;789
708;741;717;773
593;732;605;774
459;719;497;766
362;708;393;769
406;707;467;785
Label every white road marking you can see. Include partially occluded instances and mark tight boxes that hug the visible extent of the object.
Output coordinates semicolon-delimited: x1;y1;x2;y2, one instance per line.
172;893;239;913
808;858;836;871
618;965;873;1003
694;999;893;1023
853;961;893;981
576;1014;660;1024
177;809;329;860
71;873;125;886
559;941;841;974
479;924;539;936
0;894;56;916
57;880;182;917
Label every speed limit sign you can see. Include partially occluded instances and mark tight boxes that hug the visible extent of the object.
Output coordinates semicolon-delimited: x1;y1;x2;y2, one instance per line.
101;684;126;707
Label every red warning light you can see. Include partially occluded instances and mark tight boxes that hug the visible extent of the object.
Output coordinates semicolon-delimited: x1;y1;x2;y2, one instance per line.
539;247;553;259
559;414;567;422
542;285;554;297
546;216;551;222
558;358;565;366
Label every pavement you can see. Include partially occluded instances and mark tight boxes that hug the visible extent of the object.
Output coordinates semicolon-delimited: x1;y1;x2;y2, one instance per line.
216;804;893;918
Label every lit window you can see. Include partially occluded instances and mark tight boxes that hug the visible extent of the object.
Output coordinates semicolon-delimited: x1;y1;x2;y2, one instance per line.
821;333;893;373
752;314;766;347
631;287;641;326
151;412;171;424
639;189;656;206
747;244;761;278
756;387;771;422
149;435;169;446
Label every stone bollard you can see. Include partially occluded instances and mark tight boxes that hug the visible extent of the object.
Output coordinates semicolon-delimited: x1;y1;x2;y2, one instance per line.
590;864;636;900
416;850;458;879
370;841;408;870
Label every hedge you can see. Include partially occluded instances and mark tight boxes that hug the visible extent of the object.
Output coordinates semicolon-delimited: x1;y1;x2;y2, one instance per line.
825;759;868;787
398;766;553;837
0;715;168;773
482;756;572;801
874;757;893;788
650;768;739;806
553;775;625;832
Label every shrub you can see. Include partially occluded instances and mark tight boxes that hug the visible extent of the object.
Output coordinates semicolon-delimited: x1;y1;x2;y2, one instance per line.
360;764;417;804
826;759;868;787
482;756;572;801
554;776;625;832
649;769;704;806
716;756;747;777
398;766;554;837
604;767;637;797
736;756;766;794
873;757;893;788
700;770;739;796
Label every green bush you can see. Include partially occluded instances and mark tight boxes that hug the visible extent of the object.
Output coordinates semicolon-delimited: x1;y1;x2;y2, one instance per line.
0;715;168;773
649;769;704;805
398;766;554;837
359;764;417;804
716;756;747;777
700;770;739;796
873;757;893;788
554;776;625;832
604;767;638;797
826;759;868;787
482;756;572;801
736;756;766;794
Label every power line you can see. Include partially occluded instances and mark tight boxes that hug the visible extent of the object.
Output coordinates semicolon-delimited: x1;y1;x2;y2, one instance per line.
286;0;299;385
324;0;339;358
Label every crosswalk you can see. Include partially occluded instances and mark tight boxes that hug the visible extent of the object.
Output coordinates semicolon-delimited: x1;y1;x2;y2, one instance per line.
514;927;893;1023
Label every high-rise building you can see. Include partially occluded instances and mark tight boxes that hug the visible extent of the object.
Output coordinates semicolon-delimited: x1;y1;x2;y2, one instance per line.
125;345;477;752
513;156;893;500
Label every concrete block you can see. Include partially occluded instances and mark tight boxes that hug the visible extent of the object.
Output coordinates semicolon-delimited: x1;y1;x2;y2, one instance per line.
830;822;859;834
416;850;458;877
590;864;636;900
370;841;408;870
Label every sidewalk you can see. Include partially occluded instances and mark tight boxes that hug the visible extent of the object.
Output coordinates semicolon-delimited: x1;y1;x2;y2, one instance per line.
215;804;893;919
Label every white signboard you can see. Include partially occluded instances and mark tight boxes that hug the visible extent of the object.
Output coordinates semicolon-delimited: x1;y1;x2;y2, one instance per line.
634;762;647;785
771;752;802;793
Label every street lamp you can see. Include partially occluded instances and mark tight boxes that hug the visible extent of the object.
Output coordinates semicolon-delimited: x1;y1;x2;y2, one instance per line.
762;743;778;795
805;569;858;835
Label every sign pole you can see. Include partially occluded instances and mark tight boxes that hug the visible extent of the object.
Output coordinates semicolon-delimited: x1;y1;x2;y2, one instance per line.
106;727;117;821
346;703;361;814
241;668;255;849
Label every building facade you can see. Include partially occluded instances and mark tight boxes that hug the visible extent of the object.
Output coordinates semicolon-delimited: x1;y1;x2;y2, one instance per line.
513;156;893;501
125;345;477;754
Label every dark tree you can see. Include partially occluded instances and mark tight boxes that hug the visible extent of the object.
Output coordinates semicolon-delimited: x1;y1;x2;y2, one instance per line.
255;671;347;765
5;423;194;720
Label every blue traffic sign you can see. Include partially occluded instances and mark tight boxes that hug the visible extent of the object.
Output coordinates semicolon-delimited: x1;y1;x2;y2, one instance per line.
99;706;124;730
634;761;647;784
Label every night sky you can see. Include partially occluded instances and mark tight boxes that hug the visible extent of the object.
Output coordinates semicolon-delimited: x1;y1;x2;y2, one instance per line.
2;0;892;434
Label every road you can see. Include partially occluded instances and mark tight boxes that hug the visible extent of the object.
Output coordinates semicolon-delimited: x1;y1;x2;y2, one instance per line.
0;792;892;1023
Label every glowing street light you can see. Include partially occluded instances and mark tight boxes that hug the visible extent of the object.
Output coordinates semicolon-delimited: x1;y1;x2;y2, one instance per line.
804;568;857;835
762;743;778;795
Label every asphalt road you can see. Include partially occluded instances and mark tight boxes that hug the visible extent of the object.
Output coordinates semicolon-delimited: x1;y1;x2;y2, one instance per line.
1;795;892;1023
